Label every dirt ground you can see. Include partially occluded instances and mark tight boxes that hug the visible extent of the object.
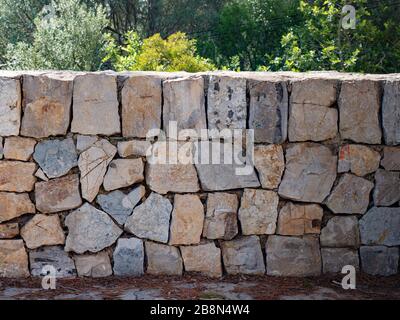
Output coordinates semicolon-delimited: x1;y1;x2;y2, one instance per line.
0;273;399;300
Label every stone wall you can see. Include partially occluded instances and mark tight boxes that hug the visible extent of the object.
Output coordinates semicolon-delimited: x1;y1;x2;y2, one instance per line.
0;70;399;279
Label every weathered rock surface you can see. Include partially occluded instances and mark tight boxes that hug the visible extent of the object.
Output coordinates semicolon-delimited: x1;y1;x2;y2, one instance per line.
221;236;265;275
71;74;120;135
125;193;172;243
320;216;360;248
238;189;279;235
266;235;321;277
254;145;285;189
0;240;29;278
203;192;238;240
0;192;35;223
73;251;112;278
180;243;222;278
278;143;337;203
76;135;99;153
30;246;76;278
382;80;400;145
3;137;36;161
169;194;204;245
113;238;144;277
35;174;82;214
359;207;400;246
326;174;374;214
248;79;288;143
0;223;19;239
360;246;399;276
0;137;3;159
321;248;360;273
0;77;21;136
103;159;144;191
79;139;117;202
373;169;400;206
65;203;123;254
33;138;77;179
338;144;381;176
381;147;400;171
35;168;48;181
145;242;183;276
122;75;162;138
21;74;73;138
277;202;323;236
339;80;382;144
0;161;36;192
118;140;152;158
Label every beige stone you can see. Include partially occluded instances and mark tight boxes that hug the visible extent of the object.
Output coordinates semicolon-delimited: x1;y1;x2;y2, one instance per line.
0;240;29;278
35;168;48;181
0;76;21;136
73;251;112;278
254;144;284;189
181;243;222;278
145;242;183;276
3;137;36;161
0;192;35;223
0;161;36;192
0;223;19;239
103;159;144;191
117;140;152;158
338;144;381;176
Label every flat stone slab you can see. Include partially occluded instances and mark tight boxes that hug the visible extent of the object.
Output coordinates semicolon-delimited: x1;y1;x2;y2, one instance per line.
338;144;381;176
0;76;21;136
320;216;360;248
118;140;152;158
321;248;359;274
360;246;399;276
145;242;183;276
382;80;400;145
254;144;285;189
381;147;400;170
73;251;113;278
0;192;35;223
3;137;36;161
0;161;36;192
103;159;144;191
373;169;400;206
113;238;144;277
0;240;29;278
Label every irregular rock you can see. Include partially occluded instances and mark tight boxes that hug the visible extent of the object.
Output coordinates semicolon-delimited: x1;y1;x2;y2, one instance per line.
0;137;3;159
180;243;222;278
118;140;152;158
254;145;284;189
30;246;76;278
21;214;65;249
0;76;21;136
3;137;36;161
21;74;73;138
338;144;381;176
381;147;400;171
65;203;123;254
359;207;400;246
266;235;321;277
163;76;206;138
169;194;204;245
339;80;382;144
0;240;29;278
79;139;117;202
221;236;265;275
113;238;144;277
207;75;247;130
373;169;400;206
0;192;35;223
326;174;374;214
320;216;360;248
35;168;48;181
76;135;99;153
103;159;144;191
382;80;400;145
97;186;146;225
203;192;238;240
248;79;288;143
73;251;112;278
125;193;172;243
0;161;36;192
122;75;162;138
145;242;183;276
321;248;360;273
35;174;82;214
277;202;323;236
360;246;399;276
0;223;19;239
278;143;337;203
33;138;77;179
238;189;279;235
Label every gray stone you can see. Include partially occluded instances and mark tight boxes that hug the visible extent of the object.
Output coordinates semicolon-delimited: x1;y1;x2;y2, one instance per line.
125;193;172;243
65;203;123;254
103;159;144;191
359;207;400;246
30;246;76;278
113;238;144;277
360;246;399;276
278;143;337;203
33;138;77;179
145;242;183;276
180;243;222;278
321;248;359;274
118;140;152;158
338;144;381;176
221;236;265;275
382;80;400;145
73;251;113;278
266;235;321;277
0;76;21;136
248;79;288;143
381;147;400;171
320;216;360;248
373;169;400;206
76;135;99;153
0;137;3;159
254;144;285;189
326;174;374;214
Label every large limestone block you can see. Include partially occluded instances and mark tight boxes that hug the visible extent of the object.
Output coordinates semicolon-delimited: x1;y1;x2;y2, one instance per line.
339;80;382;144
0;192;35;223
266;235;321;277
382;80;400;145
0;223;19;239
381;147;400;171
338;144;381;176
71;73;120;135
321;248;359;274
0;76;21;136
73;251;113;278
3;137;36;161
0;240;29;278
254;144;285;189
278;143;337;203
21;74;73;138
373;169;400;206
360;246;399;276
103;159;144;191
0;161;36;192
113;238;144;277
145;242;183;276
180;243;222;278
320;216;360;248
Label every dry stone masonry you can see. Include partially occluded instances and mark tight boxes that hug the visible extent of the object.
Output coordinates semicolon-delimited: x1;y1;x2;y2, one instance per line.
0;70;399;279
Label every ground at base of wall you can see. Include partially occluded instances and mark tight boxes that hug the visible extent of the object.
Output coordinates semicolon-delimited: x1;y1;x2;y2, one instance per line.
0;274;399;300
